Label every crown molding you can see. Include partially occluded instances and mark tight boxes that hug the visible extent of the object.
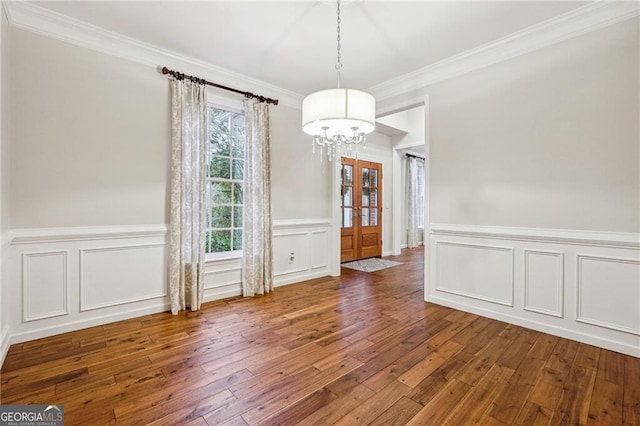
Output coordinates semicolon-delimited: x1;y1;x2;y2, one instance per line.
4;1;638;106
369;1;640;101
2;1;303;108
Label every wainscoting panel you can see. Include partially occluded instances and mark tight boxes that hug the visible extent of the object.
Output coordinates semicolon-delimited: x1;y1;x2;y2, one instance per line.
203;257;242;302
272;219;332;287
435;241;514;306
524;250;564;317
22;250;69;322
80;244;167;311
2;220;332;354
310;230;329;270
429;224;640;357
577;255;640;336
273;232;310;277
6;226;170;345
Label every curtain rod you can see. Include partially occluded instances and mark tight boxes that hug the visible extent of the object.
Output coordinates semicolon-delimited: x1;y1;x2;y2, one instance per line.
161;66;279;105
405;153;425;160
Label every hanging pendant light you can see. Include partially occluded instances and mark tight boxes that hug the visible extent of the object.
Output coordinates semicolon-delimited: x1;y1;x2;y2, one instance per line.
302;0;376;161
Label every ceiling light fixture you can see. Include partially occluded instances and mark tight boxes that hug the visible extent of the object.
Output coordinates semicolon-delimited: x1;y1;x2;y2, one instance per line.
302;0;376;161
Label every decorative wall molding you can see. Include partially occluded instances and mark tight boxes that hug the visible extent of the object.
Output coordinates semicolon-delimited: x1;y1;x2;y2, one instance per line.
4;227;171;349
22;250;69;322
11;224;168;245
6;1;637;108
431;223;640;249
273;219;332;230
79;243;167;311
370;1;640;100
2;1;302;108
429;294;639;358
1;230;13;248
434;241;514;307
576;254;640;336
523;249;564;318
201;218;333;303
428;227;640;357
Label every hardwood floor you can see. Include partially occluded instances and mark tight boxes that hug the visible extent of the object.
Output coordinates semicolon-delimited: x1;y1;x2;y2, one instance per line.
1;247;638;425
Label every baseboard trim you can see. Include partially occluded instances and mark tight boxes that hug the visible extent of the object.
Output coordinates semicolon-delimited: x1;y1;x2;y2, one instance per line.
9;302;170;345
275;270;331;287
0;325;11;367
203;288;242;304
428;295;639;358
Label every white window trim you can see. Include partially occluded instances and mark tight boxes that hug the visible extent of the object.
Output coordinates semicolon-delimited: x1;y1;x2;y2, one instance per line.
207;93;244;113
206;250;242;263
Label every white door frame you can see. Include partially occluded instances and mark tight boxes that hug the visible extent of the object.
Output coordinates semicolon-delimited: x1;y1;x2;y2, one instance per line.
330;95;432;303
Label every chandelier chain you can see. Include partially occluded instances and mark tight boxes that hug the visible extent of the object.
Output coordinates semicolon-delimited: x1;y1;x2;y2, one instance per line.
335;0;342;88
301;0;375;162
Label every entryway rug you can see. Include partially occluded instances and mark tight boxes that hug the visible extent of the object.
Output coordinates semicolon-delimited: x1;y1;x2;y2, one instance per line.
341;258;403;273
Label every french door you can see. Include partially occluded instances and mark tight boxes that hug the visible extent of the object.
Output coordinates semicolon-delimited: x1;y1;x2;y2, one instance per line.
340;158;383;263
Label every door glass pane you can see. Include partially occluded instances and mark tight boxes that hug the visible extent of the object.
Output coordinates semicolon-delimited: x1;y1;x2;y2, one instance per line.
362;168;370;187
342;187;353;207
343;165;353;185
362;208;369;226
370;208;378;226
343;208;353;228
362;188;370;207
370;189;378;207
370;169;378;188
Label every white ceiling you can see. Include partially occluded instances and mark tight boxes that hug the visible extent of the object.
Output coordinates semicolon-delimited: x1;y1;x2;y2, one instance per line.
31;1;589;96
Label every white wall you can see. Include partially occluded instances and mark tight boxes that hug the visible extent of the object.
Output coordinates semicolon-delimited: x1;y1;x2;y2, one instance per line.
379;17;640;356
1;27;335;358
384;17;639;233
270;104;332;220
0;5;9;362
10;29;169;228
378;106;425;150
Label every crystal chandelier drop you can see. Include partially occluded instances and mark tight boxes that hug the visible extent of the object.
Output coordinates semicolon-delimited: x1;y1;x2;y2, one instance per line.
302;0;376;161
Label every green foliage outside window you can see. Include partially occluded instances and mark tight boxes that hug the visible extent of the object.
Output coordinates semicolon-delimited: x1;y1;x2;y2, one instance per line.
206;106;245;254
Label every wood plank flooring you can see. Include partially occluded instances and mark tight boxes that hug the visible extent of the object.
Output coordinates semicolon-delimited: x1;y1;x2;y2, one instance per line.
1;247;638;425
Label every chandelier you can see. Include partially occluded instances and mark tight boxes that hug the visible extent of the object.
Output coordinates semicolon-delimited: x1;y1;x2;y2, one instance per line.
302;0;376;161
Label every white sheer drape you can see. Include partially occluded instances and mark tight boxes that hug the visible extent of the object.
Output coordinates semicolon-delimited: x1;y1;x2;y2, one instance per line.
242;99;274;297
168;78;207;314
407;157;420;248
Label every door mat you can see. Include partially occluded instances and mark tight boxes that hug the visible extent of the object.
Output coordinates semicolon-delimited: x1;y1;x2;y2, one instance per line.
341;258;403;273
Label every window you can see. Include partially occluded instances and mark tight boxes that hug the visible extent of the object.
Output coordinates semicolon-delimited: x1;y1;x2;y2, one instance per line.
416;160;425;228
206;105;246;255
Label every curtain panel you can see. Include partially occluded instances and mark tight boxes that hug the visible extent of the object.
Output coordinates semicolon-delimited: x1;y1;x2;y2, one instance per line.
168;78;207;314
407;157;421;249
242;99;274;297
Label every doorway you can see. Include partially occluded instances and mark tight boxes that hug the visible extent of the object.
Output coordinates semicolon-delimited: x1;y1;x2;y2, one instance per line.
340;158;383;262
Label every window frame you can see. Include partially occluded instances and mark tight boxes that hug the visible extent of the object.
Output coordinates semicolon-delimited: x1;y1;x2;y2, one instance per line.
205;96;245;262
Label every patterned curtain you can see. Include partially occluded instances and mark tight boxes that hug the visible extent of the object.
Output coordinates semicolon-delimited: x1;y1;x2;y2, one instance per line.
242;99;274;297
168;78;207;314
407;157;420;248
